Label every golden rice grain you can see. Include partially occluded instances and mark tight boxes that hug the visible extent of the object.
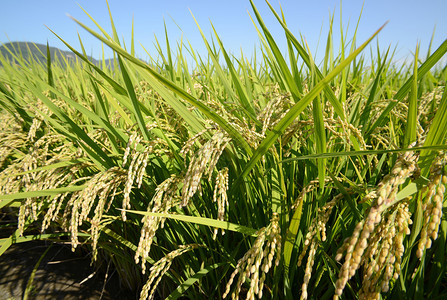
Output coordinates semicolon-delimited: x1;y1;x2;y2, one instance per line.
223;213;281;300
416;152;446;258
334;147;418;299
67;167;127;252
135;175;180;274
181;130;231;206
139;244;201;300
213;167;229;239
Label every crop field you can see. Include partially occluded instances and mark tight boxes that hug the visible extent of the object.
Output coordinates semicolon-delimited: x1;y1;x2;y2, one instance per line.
1;1;447;299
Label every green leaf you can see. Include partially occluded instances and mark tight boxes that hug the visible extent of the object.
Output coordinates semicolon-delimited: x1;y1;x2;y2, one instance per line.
234;23;386;186
249;0;301;103
309;54;326;189
166;263;224;300
69;16;253;155
359;47;390;129
419;86;447;176
122;210;258;237
367;39;447;136
22;76;115;169
209;23;258;121
24;245;53;300
47;27;127;96
11;159;86;177
263;0;345;119
46;42;54;89
0;185;86;201
283;193;303;276
118;56;151;141
281;145;447;163
403;44;419;147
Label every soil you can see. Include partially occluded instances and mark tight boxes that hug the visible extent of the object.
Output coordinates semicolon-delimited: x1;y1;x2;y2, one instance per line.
0;240;138;300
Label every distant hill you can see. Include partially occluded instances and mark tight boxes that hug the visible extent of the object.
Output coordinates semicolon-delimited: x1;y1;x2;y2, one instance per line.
0;41;115;67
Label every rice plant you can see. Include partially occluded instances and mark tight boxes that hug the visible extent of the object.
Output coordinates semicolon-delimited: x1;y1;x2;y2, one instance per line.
1;1;447;299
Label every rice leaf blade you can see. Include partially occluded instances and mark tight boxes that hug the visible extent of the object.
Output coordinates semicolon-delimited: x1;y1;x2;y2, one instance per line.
419;86;447;175
69;16;253;154
166;263;224;300
249;0;301;102
263;0;346;119
403;44;419;147
234;24;385;185
122;210;258;237
367;39;447;136
0;185;86;201
118;56;151;141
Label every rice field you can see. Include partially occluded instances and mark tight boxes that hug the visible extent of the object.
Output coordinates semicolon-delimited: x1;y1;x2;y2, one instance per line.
1;1;447;299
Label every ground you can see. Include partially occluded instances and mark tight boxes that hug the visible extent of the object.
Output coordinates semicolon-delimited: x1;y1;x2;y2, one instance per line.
0;240;136;300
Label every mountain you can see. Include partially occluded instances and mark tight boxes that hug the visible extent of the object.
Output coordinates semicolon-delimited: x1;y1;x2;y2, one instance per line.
0;41;115;67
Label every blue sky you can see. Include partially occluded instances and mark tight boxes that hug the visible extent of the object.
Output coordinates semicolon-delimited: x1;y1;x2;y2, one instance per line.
1;0;446;65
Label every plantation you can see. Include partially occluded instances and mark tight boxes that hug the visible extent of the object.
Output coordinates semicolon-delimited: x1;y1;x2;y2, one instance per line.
1;1;447;299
